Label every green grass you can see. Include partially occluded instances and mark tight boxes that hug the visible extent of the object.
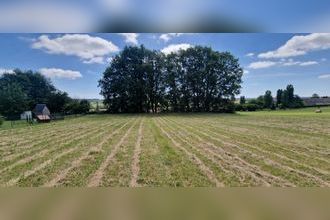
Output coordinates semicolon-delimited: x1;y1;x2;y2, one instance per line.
0;108;329;186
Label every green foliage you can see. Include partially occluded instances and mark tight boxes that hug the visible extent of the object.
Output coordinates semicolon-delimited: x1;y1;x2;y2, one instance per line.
312;93;320;98
65;99;91;114
263;90;273;109
0;82;28;117
0;69;73;116
248;97;264;109
276;89;283;106
239;96;246;104
0;115;3;126
79;100;91;113
99;45;243;113
47;91;71;113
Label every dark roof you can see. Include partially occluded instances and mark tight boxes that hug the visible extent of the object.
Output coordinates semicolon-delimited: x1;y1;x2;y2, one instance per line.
33;104;48;114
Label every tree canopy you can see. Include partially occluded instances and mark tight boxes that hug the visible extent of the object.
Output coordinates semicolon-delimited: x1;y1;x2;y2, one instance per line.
99;45;243;113
0;69;91;117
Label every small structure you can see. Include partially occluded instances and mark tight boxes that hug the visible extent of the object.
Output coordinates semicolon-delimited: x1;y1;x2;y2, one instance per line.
315;107;322;113
20;111;32;121
33;104;51;122
302;97;330;107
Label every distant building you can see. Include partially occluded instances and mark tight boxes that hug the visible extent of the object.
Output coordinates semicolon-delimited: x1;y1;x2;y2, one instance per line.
33;104;51;122
20;111;32;120
302;97;330;107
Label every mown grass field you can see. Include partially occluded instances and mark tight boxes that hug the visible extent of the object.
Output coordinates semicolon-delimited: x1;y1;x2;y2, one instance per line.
0;107;329;187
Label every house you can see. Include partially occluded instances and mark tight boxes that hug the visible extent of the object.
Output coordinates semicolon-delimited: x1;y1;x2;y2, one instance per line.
33;104;51;122
20;111;32;121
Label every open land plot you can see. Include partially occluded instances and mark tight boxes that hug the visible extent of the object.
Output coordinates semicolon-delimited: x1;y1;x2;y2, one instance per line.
0;107;329;186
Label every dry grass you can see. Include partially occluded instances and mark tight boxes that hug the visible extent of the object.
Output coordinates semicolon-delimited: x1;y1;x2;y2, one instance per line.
0;107;329;186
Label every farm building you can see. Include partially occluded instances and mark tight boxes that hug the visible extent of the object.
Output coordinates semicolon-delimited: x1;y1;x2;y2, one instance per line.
33;104;51;122
302;97;330;107
20;111;32;120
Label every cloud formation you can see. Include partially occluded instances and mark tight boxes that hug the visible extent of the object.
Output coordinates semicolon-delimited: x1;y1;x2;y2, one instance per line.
32;34;119;64
249;59;319;69
39;68;82;80
160;33;185;42
318;74;330;79
0;68;14;76
258;33;330;59
246;53;254;57
283;59;318;66
161;43;192;55
248;61;277;69
118;33;139;45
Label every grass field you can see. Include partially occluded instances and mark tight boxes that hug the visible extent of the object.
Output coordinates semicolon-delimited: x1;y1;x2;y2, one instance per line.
0;107;329;187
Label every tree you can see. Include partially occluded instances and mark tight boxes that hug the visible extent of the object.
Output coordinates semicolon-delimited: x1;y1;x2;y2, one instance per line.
263;90;273;109
0;114;3;126
100;45;243;113
276;89;283;106
0;69;56;109
79;100;91;113
281;89;289;108
239;96;246;104
0;83;28;117
47;91;71;113
64;99;90;114
312;93;320;98
286;84;294;106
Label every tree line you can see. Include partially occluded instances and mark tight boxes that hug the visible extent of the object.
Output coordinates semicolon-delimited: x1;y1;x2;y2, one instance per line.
237;84;304;111
0;69;90;118
99;45;243;113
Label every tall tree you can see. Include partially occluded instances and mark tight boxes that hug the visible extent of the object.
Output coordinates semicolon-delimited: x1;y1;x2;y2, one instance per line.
281;90;289;108
276;89;283;106
47;91;71;113
99;45;243;113
286;84;294;106
264;90;273;109
240;96;246;104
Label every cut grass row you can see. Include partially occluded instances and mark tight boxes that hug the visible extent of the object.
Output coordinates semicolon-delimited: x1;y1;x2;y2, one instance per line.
0;112;328;186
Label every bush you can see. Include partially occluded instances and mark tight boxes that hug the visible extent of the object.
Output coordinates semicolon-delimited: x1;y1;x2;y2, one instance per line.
0;115;4;126
242;103;258;111
235;103;243;111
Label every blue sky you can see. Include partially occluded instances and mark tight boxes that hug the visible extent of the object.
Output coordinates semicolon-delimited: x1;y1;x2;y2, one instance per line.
0;33;330;99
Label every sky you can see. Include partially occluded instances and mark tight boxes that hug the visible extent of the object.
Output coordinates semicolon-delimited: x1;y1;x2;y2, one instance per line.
0;1;330;32
0;33;330;99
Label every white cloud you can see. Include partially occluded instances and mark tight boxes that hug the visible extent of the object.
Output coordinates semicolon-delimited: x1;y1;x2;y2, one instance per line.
282;59;318;66
118;33;139;45
159;33;195;42
160;33;185;42
82;57;105;64
318;74;330;79
32;34;119;64
0;68;14;76
246;53;254;57
258;33;330;59
282;59;301;66
244;70;250;74
299;61;318;66
161;43;192;55
39;68;82;80
248;61;277;69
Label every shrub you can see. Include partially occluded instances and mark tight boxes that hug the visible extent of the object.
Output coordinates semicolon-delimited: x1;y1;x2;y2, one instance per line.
0;115;4;126
235;103;243;111
242;103;258;111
